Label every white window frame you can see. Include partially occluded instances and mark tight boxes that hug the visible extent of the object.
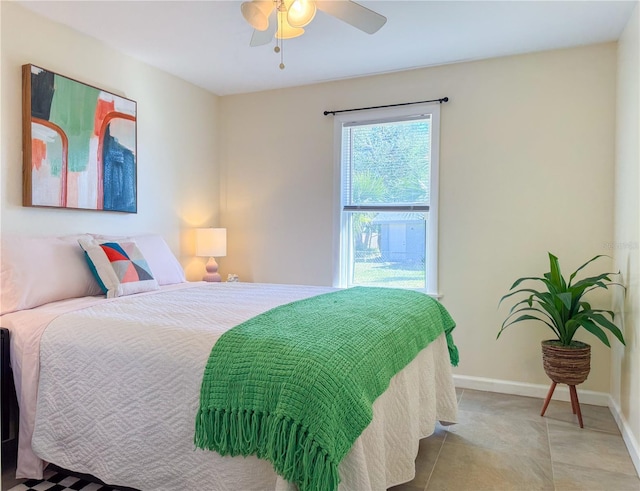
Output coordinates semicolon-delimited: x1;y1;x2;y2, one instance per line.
332;103;440;295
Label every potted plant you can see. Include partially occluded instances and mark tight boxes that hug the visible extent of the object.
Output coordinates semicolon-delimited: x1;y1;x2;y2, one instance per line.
498;252;625;427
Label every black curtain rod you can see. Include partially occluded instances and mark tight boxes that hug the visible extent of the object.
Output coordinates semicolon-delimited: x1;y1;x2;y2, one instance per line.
323;97;449;116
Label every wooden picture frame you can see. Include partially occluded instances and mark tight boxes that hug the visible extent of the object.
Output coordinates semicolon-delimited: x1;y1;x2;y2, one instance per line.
22;64;137;213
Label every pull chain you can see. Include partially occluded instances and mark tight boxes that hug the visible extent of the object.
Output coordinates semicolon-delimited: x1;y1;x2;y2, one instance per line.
274;2;285;69
279;36;284;70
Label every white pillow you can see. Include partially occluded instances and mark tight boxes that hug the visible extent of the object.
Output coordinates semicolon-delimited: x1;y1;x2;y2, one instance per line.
78;237;159;298
91;234;186;286
0;234;103;315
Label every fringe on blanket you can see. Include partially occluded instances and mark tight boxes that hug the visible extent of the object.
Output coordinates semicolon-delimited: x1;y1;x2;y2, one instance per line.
446;330;459;367
195;407;340;491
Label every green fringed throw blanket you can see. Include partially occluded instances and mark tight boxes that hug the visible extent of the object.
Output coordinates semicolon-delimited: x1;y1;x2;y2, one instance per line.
195;287;458;491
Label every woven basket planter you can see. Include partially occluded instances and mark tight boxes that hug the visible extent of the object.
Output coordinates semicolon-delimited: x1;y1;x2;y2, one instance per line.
541;340;591;385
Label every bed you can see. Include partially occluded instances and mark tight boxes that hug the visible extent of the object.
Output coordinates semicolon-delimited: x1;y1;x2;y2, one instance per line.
0;233;458;491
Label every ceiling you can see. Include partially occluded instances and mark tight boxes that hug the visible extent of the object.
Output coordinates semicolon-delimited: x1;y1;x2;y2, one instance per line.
19;0;638;96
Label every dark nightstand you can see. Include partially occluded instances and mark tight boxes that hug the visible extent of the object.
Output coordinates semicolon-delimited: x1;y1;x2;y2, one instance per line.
2;327;21;489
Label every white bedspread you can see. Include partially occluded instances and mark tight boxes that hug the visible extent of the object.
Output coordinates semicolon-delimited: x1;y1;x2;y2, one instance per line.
2;282;198;479
12;283;457;490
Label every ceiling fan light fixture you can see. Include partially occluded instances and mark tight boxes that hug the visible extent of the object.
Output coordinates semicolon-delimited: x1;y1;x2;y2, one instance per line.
241;0;275;31
287;0;316;28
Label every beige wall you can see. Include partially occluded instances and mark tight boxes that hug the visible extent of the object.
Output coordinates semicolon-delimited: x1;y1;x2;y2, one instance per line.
613;2;640;470
219;43;619;393
0;2;220;280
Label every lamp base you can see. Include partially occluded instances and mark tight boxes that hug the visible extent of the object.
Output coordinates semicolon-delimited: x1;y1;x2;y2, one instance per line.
203;257;221;282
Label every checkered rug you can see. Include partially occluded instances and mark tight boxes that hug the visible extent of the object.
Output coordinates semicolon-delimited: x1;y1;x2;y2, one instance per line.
8;469;136;491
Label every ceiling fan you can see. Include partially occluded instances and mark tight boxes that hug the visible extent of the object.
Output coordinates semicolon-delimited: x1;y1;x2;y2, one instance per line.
241;0;387;48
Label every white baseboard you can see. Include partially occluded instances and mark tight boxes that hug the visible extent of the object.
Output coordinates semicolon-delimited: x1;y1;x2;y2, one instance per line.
608;395;640;478
453;374;610;406
452;375;640;478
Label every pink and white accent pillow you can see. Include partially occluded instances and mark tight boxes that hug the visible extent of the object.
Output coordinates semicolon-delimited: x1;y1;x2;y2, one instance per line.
91;234;186;286
78;237;159;298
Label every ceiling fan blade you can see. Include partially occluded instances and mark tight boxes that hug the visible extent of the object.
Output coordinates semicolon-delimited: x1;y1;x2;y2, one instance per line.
250;10;277;47
315;0;387;34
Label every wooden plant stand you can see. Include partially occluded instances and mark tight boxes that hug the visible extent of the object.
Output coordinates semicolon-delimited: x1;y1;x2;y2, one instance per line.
540;381;584;428
540;340;590;428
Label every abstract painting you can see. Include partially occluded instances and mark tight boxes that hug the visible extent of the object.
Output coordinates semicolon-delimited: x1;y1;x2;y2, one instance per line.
22;64;137;212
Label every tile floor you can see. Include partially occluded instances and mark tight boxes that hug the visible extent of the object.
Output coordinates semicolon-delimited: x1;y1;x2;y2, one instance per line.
390;388;640;491
8;389;640;491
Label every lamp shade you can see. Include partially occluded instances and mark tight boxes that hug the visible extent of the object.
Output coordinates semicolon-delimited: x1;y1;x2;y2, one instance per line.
241;0;274;31
196;228;227;257
287;0;316;28
276;13;304;39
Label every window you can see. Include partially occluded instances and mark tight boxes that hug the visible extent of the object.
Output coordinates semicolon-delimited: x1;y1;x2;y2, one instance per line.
333;104;440;293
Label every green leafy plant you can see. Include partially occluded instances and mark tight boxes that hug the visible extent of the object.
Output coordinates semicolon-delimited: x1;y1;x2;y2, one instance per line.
498;253;625;347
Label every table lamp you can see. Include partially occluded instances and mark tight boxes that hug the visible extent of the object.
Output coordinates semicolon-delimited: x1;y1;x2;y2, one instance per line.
196;228;227;282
